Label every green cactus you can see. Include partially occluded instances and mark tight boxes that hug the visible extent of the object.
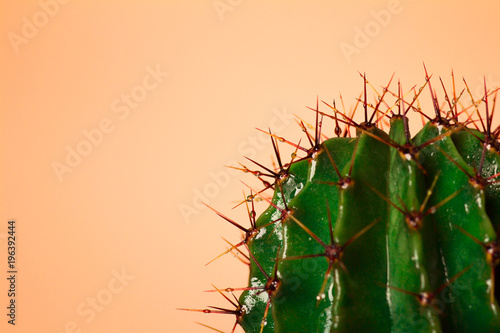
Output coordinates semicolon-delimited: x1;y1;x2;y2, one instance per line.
183;72;500;332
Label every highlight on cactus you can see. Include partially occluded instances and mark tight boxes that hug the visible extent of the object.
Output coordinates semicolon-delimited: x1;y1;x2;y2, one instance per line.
179;69;500;332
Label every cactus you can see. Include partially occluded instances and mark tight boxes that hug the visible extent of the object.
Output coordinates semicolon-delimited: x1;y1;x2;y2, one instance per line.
181;71;500;332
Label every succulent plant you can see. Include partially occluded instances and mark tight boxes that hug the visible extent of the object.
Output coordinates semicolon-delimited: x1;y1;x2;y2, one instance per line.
182;70;500;332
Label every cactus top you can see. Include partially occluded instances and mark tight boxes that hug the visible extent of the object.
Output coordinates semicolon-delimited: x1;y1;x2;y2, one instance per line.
185;73;500;333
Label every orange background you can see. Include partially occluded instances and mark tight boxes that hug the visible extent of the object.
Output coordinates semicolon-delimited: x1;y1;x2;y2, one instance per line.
2;1;500;332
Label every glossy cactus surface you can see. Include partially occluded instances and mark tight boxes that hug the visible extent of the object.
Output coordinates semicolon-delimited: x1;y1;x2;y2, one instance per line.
185;73;500;333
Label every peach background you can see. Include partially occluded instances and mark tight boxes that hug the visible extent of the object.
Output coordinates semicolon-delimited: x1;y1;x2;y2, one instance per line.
2;1;500;332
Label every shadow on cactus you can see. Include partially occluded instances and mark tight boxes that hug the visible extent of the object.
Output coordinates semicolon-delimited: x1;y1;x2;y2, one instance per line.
180;70;500;333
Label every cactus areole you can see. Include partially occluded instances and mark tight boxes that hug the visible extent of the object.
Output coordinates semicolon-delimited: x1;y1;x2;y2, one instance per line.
183;72;500;332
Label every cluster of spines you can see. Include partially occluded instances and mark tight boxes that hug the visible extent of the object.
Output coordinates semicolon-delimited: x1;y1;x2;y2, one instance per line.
180;71;500;333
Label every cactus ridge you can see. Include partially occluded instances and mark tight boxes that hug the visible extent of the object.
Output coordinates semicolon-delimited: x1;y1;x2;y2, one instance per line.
183;73;500;333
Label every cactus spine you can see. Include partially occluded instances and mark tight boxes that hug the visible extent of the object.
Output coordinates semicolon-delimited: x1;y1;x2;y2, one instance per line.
183;72;500;332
